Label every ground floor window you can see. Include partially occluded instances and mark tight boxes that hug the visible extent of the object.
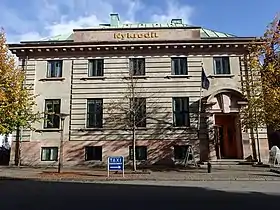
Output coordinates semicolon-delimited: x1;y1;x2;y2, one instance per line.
129;146;147;161
85;146;102;161
173;145;191;160
41;147;58;161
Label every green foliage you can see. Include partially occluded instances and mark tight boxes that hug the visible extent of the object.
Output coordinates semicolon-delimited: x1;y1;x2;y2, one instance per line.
241;16;280;131
0;29;40;134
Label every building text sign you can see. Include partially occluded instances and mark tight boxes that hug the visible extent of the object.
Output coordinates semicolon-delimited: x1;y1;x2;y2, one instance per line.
113;32;159;40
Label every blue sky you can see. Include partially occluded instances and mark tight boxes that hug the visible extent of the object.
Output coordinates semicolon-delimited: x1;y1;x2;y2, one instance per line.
0;0;278;43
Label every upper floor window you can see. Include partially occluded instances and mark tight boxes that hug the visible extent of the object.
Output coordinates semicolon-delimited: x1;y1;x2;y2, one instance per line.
47;60;62;78
173;97;190;127
129;58;145;76
87;99;103;128
88;59;104;77
130;98;146;127
44;99;61;129
171;57;188;75
213;57;230;74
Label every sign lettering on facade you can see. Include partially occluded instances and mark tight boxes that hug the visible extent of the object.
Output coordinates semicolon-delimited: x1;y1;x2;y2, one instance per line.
113;32;159;40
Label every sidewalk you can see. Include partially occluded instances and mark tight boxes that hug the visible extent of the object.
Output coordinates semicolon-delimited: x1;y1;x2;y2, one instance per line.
1;165;280;182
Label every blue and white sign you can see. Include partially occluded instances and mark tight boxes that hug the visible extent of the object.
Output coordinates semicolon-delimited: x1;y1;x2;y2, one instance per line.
107;156;125;177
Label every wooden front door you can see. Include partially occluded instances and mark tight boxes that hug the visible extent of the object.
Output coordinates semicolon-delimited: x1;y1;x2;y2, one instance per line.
215;115;238;159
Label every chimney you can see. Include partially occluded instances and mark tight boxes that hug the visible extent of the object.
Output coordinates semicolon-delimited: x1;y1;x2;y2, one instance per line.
171;19;183;24
110;13;120;27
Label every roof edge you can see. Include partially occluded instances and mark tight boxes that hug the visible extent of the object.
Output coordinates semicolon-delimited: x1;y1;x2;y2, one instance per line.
8;37;257;48
73;26;202;32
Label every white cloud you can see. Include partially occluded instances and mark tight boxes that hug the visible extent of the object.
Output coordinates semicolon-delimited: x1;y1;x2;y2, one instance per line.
151;0;194;24
0;0;194;43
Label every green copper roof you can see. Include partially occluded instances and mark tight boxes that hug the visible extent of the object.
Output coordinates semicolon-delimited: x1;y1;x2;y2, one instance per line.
38;13;235;42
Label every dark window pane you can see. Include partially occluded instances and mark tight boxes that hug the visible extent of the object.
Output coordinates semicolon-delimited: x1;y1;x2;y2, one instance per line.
130;58;145;76
41;147;58;161
171;58;188;75
130;98;146;127
88;59;104;76
85;146;102;161
47;61;62;78
173;97;190;127
87;99;103;128
214;57;230;74
44;99;61;129
174;145;190;160
129;146;147;160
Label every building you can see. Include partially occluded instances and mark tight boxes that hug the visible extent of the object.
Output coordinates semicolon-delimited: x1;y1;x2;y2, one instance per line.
8;13;269;167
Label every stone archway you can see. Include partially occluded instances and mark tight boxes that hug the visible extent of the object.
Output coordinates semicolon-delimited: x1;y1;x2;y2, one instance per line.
205;88;247;160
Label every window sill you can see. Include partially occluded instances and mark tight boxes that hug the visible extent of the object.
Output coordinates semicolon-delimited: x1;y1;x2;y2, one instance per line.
80;76;106;81
36;129;61;133
123;76;148;80
39;77;65;82
171;126;190;130
78;128;104;132
208;74;234;78
165;75;192;79
85;160;102;162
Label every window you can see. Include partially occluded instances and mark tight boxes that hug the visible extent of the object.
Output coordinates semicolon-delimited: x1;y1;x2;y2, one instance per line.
88;59;104;77
129;58;145;76
174;145;190;160
85;146;102;161
47;60;63;78
44;99;61;129
87;99;103;128
41;147;58;161
213;57;230;74
171;57;188;75
173;97;190;127
129;146;147;160
130;98;146;127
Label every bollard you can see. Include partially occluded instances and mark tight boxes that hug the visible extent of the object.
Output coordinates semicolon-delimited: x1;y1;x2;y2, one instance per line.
207;161;212;173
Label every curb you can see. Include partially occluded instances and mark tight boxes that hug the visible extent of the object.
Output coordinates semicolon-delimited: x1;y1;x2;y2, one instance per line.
1;175;278;182
270;169;280;174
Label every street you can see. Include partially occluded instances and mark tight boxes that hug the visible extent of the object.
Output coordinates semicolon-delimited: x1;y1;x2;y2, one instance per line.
0;179;280;210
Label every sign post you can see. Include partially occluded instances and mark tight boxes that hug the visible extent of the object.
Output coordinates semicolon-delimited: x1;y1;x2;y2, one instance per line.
107;156;125;178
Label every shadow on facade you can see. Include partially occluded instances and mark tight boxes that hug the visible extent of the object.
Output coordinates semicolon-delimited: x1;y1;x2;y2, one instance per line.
63;99;210;168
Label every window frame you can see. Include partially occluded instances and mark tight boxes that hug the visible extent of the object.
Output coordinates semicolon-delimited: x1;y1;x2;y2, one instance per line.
41;147;58;161
44;99;61;129
129;58;145;76
129;146;147;161
130;97;147;128
86;99;103;128
47;60;63;78
88;59;104;77
172;97;190;127
173;145;191;160
171;57;188;75
85;146;102;161
213;57;230;75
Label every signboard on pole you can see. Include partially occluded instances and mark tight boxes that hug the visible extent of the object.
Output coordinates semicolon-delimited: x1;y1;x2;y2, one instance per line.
107;156;124;177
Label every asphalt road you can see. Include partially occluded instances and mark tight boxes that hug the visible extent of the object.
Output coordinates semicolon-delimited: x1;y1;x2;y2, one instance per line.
0;179;280;210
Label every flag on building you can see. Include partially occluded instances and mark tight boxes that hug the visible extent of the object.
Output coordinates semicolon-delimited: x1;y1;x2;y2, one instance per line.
201;68;210;90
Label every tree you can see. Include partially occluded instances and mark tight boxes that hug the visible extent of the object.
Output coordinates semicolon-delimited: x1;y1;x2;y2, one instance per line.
241;16;280;159
106;61;163;172
0;29;39;162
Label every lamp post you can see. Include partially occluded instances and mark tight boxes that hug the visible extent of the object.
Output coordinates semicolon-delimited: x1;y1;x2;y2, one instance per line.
57;113;69;173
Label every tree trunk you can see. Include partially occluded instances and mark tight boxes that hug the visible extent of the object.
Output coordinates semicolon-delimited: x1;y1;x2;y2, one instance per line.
14;125;21;166
132;124;137;171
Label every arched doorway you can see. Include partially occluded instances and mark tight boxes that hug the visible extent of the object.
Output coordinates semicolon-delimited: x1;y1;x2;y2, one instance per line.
207;88;247;160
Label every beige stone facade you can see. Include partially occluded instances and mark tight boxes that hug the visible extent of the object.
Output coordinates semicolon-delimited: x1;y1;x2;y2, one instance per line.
8;15;269;167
